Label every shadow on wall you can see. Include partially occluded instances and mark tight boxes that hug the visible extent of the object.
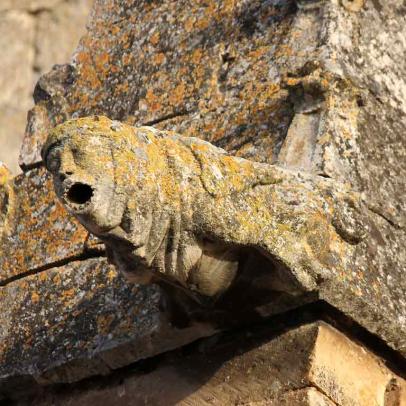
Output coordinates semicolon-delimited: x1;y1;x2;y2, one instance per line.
0;0;93;174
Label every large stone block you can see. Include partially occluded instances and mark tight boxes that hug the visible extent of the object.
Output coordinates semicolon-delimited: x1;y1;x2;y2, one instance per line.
23;0;307;166
0;258;213;389
21;322;406;405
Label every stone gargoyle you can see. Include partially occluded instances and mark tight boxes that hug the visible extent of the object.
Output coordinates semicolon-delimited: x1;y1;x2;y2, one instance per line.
42;116;366;302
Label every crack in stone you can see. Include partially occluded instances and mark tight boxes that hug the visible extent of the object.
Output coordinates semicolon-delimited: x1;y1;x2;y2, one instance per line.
142;109;194;127
367;205;403;230
0;248;105;287
282;385;340;405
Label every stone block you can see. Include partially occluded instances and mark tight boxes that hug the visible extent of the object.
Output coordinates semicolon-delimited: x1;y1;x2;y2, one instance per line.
309;323;405;406
0;258;213;389
19;106;52;170
23;0;306;166
21;322;405;405
6;1;405;402
19;0;406;357
0;167;88;282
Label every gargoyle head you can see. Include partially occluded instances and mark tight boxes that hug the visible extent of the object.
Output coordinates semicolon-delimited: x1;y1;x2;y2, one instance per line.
41;116;169;242
42;117;127;235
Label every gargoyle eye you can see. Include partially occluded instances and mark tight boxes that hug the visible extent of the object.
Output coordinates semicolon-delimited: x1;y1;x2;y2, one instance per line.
46;150;61;174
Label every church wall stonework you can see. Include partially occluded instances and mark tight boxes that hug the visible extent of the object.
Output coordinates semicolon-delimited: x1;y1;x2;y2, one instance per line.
0;0;405;404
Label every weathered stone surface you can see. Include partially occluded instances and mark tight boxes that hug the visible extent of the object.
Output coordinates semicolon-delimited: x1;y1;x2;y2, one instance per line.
20;322;405;405
279;388;336;405
0;258;214;388
309;322;405;406
19;105;53;170
0;167;89;281
24;0;306;166
5;0;405;397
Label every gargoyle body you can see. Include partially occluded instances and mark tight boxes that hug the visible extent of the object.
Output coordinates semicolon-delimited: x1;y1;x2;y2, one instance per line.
42;116;365;301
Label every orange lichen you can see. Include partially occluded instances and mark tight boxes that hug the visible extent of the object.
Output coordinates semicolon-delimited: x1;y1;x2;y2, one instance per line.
168;83;186;106
149;31;160;46
153;52;166;65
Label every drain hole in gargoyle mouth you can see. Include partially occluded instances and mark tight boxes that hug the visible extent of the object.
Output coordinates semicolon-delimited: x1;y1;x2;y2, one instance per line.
66;183;93;205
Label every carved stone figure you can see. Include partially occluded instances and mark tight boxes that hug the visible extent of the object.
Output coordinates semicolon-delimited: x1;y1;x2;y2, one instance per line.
42;116;366;300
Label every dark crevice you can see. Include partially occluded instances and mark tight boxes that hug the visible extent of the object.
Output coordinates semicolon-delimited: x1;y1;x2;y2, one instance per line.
142;109;193;126
19;160;44;173
206;300;406;378
0;249;105;287
367;205;402;229
317;172;332;179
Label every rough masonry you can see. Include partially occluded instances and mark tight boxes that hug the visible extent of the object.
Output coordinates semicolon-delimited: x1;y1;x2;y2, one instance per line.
0;0;405;403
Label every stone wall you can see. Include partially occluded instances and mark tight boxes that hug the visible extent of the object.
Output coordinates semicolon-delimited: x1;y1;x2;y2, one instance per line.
0;0;405;404
0;0;93;173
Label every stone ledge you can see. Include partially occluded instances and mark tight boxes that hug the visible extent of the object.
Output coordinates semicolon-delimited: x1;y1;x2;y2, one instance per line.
14;321;405;405
0;257;215;391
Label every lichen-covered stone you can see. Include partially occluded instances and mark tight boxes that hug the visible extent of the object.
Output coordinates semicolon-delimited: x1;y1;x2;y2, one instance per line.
23;0;310;166
0;167;89;281
42;116;406;356
34;0;93;74
0;258;214;387
7;0;406;393
43;116;366;298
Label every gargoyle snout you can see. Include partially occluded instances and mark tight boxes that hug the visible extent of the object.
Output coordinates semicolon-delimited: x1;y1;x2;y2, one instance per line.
65;182;94;206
